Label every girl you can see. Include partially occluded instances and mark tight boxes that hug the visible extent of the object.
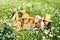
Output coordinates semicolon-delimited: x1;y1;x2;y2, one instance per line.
43;14;52;34
33;15;42;31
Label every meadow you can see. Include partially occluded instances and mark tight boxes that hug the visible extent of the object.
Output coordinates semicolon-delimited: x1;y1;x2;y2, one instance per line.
0;0;60;40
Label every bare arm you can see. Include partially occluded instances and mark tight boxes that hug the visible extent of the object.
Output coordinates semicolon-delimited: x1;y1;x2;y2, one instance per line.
12;8;19;21
40;21;44;31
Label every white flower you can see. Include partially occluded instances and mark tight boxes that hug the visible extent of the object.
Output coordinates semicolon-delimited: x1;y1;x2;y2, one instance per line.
49;34;53;37
44;31;48;34
17;36;19;37
42;36;45;39
58;36;60;38
59;22;60;24
27;3;32;7
58;14;60;16
36;31;39;34
51;27;55;30
0;34;2;35
54;34;56;36
34;38;37;40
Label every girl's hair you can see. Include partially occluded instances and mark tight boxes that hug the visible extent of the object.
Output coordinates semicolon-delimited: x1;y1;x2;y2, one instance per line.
46;22;52;29
43;20;52;29
20;19;24;27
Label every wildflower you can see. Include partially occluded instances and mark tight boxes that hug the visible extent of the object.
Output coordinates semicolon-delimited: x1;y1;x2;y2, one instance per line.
59;22;60;24
0;34;2;35
17;36;19;37
49;34;53;37
35;31;39;34
59;14;60;17
42;36;45;39
51;26;55;30
58;36;60;38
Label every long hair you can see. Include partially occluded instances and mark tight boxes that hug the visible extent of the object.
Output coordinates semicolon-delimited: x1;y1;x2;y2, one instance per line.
21;19;24;28
43;20;52;29
46;22;52;29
